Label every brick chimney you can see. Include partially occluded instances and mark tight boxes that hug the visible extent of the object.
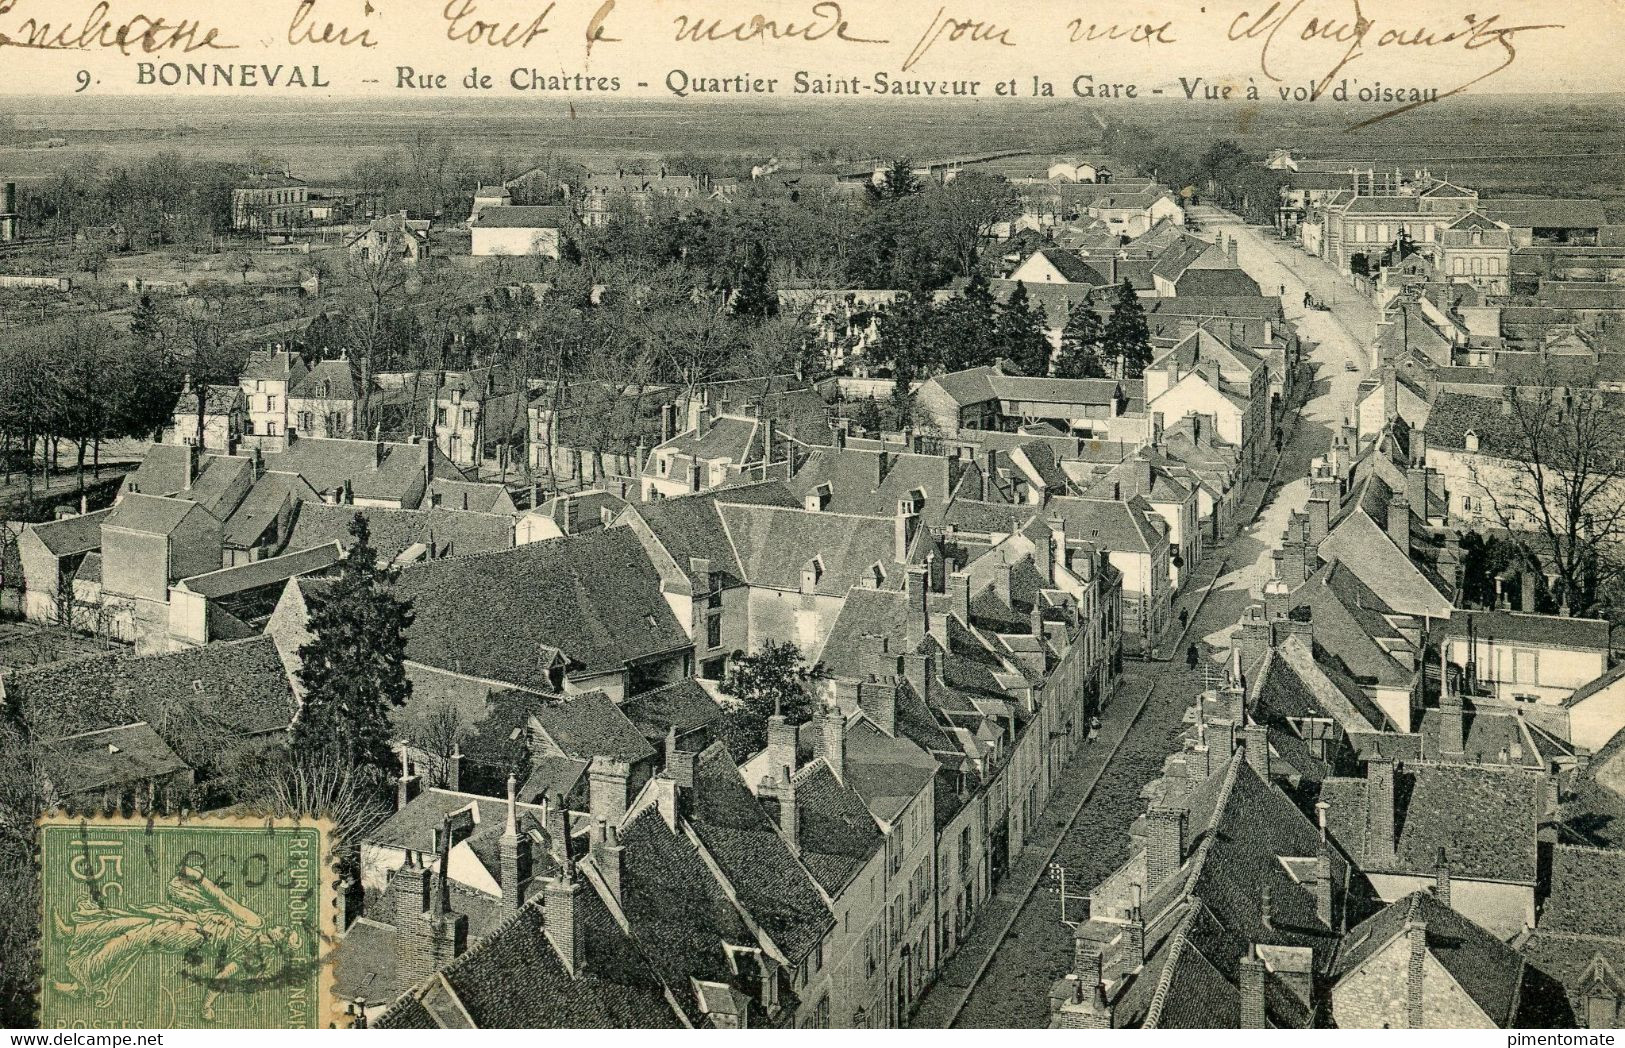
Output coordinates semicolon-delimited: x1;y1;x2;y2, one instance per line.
1239;945;1266;1029
1438;673;1465;761
1366;757;1398;868
396;752;420;811
950;571;971;623
760;764;799;850
993;561;1013;605
859;677;899;737
1306;497;1330;546
500;774;531;913
1048;518;1068;584
895;499;920;563
446;746;463;792
595;818;624;905
1242;721;1271;781
1263;577;1289;620
820;704;847;783
688;460;703;492
1405;916;1428;1028
1234;604;1271;679
905;565;929;650
765;712;798;784
1146;806;1187;888
1162;754;1190;806
1433;847;1451;908
1387;495;1410;552
544;858;585;977
587;757;630;836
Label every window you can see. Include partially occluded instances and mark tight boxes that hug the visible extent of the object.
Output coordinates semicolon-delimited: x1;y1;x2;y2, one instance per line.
266;395;277;411
436;407;448;426
706;613;722;649
461;408;474;427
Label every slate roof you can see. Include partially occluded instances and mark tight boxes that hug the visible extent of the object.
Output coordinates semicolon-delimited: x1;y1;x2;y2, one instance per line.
1175;269;1263;297
1521;844;1625;1020
27;510;110;558
1321;763;1541;882
261;436;465;503
290;358;358;400
686;744;832;962
625;482;801;588
785;447;969;523
36;721;190;795
716;503;905;597
789;757;882;894
1334;891;1527;1026
393;528;689;690
1253;637;1391;733
176;542;343;600
105;492;211;536
2;635;294;765
286;502;514;562
422;479;512;514
1043;495;1166;555
470;205;574;229
222;471;319;548
171;384;244;417
366;788;559;890
841;715;938;825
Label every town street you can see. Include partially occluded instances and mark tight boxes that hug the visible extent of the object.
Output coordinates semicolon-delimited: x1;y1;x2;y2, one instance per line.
914;212;1377;1028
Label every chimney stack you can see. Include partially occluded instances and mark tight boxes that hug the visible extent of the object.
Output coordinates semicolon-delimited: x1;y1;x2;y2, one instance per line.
1387;495;1411;552
544;859;585;977
1146;806;1187;888
596;819;625;905
500;773;531;912
766;711;797;784
1434;847;1451;908
905;565;929;650
587;757;631;832
1405;917;1428;1028
950;570;971;623
1239;945;1266;1029
859;677;899;738
1366;757;1398;867
819;704;847;782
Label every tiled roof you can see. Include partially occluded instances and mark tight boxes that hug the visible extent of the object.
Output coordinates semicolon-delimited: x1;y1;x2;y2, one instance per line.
1025;248;1102;283
36;721;189;795
286;502;514;562
618;679;722;744
1322;763;1541;882
1334;891;1526;1026
1539;844;1625;941
785;447;967;523
2;635;294;764
791;757;882;894
393;528;689;689
376;887;680;1028
1444;609;1611;653
1286;564;1416;689
27;510;110;558
241;350;303;382
624;481;800;587
841;716;938;825
687;744;832;962
1174;270;1263;297
532;689;655;764
171;384;244;416
1044;495;1165;555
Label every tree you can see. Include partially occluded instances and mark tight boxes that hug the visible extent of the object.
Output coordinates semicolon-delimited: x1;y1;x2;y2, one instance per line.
1056;303;1108;378
1469;377;1625;616
1102;280;1153;378
997;282;1052;377
730;240;777;320
72;236;109;283
716;640;820;763
869;158;922;202
292;514;415;775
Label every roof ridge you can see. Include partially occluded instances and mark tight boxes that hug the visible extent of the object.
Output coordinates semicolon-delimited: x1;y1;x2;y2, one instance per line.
1141;901;1201;1029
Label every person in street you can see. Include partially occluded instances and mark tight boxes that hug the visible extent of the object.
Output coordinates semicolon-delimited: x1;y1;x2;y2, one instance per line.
1186;643;1199;670
1088;715;1101;742
1179;607;1189;632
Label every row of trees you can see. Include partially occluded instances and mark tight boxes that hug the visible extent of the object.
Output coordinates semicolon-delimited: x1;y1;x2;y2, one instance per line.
1100;126;1287;225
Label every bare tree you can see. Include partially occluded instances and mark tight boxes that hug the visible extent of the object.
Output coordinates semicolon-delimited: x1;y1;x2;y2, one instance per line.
1471;374;1625;615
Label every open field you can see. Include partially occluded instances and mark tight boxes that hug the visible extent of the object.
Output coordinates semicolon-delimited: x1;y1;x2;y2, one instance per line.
0;95;1620;203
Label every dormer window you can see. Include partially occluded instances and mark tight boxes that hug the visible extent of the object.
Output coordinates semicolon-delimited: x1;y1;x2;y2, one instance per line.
800;557;825;593
867;563;887;589
1464;429;1479;453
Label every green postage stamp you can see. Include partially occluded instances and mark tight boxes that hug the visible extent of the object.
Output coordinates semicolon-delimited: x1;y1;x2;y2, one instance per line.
38;815;337;1029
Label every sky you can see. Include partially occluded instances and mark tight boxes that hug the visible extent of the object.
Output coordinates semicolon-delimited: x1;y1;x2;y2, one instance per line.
0;0;1621;101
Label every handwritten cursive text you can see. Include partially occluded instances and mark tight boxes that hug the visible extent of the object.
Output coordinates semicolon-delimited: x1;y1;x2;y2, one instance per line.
0;0;232;53
902;6;1014;72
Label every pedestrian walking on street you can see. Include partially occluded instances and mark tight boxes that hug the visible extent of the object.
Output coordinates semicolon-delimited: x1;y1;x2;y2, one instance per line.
1088;716;1101;743
1186;643;1199;671
1179;607;1189;632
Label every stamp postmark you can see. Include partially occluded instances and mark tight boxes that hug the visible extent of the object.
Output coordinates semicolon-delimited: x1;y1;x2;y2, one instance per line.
38;814;338;1030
